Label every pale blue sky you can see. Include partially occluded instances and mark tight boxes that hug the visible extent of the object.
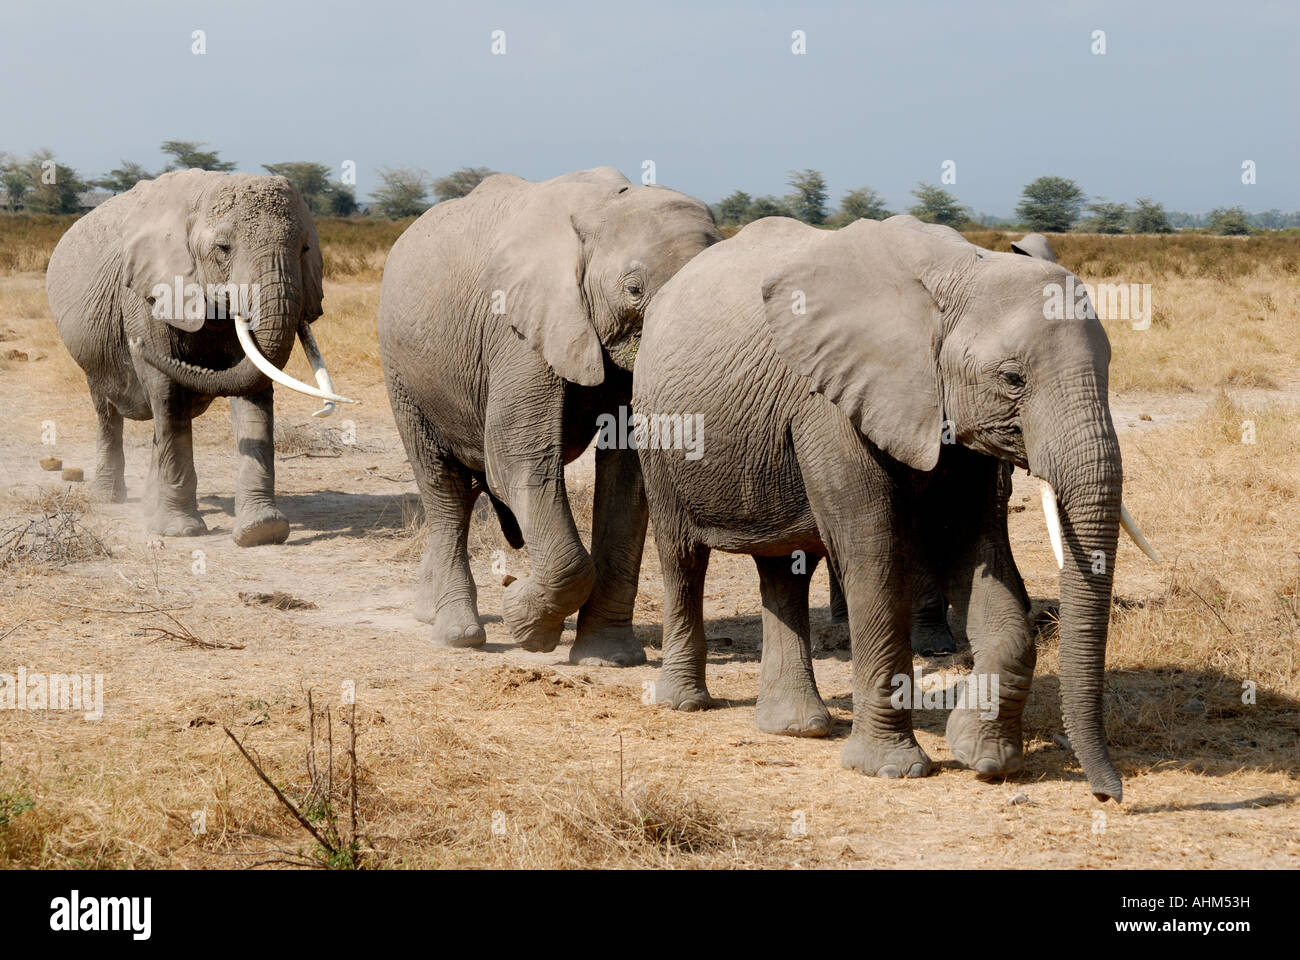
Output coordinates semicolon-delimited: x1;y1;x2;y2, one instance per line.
3;0;1296;214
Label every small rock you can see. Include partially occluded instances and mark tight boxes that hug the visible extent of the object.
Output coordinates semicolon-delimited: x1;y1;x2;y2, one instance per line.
39;457;62;471
1007;793;1032;806
1181;697;1206;714
1139;413;1153;421
5;349;29;361
61;467;84;482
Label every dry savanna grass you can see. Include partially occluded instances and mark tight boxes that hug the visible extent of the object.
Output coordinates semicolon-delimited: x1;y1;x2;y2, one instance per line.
0;214;1298;868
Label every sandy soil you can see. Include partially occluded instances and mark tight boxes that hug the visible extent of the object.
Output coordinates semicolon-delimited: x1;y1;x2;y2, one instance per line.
1;302;1297;869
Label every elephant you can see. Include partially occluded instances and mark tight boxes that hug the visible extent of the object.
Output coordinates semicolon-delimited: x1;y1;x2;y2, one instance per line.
46;170;351;546
378;167;720;665
634;214;1156;801
827;231;1058;654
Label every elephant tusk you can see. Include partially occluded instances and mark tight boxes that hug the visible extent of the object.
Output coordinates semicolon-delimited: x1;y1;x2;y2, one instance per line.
233;315;357;407
1040;480;1065;570
296;318;342;418
1120;502;1161;564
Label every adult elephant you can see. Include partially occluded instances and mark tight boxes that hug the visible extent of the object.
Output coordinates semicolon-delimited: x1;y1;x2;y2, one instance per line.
827;231;1058;653
378;167;720;665
46;170;351;545
634;215;1156;800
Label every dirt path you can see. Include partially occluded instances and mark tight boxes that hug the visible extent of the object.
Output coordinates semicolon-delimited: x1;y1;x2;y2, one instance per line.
1;308;1298;868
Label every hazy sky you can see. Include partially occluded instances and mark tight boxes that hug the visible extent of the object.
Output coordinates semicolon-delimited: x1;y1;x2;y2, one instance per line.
4;0;1296;214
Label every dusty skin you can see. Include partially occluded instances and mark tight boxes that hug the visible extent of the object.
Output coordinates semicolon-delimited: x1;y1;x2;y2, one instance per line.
0;230;1298;868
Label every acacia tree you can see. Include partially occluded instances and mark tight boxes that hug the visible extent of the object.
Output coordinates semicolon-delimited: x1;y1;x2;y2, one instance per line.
1130;197;1173;233
1085;199;1129;234
20;150;87;214
784;168;828;225
432;166;497;203
908;182;966;227
1016;176;1085;232
0;153;31;210
94;160;153;194
1206;207;1250;235
835;186;892;224
714;190;753;226
370;167;432;218
160;140;235;172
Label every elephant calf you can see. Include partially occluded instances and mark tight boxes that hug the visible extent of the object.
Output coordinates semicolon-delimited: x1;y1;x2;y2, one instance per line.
634;215;1155;801
378;167;719;664
46;170;350;545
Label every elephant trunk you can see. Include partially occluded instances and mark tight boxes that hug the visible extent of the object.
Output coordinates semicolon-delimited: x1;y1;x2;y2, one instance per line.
131;272;300;397
1047;417;1124;802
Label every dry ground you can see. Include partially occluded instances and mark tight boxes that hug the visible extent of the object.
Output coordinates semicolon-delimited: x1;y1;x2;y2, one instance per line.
0;221;1297;868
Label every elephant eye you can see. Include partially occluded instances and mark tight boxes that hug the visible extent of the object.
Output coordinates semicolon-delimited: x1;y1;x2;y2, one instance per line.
1000;368;1026;389
625;280;643;298
215;241;232;256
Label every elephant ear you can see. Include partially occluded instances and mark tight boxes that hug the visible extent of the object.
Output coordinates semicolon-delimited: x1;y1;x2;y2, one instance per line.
762;218;969;472
293;189;325;322
121;176;203;332
1010;232;1057;262
482;191;604;386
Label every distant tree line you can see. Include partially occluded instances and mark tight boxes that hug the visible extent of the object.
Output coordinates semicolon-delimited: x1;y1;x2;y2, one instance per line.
0;145;1292;234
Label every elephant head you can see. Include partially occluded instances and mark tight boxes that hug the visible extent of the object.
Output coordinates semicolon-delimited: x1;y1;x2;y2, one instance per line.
761;214;1155;801
483;168;721;385
120;170;349;411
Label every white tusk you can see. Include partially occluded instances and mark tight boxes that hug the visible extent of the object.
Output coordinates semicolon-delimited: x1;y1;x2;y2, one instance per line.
1120;502;1161;564
233;315;357;407
1040;480;1065;570
296;319;340;418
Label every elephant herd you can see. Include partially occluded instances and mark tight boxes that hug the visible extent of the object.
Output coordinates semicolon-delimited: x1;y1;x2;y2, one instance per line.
45;167;1161;801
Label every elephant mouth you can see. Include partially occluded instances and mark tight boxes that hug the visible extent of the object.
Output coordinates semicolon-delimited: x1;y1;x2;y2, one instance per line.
608;332;641;371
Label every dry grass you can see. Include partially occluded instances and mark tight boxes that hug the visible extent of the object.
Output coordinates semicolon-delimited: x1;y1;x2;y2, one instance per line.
1;219;1298;869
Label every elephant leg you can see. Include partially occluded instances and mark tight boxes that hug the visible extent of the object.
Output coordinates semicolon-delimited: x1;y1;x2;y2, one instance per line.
486;375;593;653
230;386;289;547
145;392;205;537
572;444;648;667
910;560;955;655
90;390;126;503
754;554;830;737
828;567;848;622
922;451;1033;778
795;415;930;778
388;377;483;646
412;456;482;647
653;534;714;711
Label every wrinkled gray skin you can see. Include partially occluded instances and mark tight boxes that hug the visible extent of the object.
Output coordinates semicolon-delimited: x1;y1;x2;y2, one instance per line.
636;215;1125;801
828;232;1057;653
378;168;720;665
46;170;326;546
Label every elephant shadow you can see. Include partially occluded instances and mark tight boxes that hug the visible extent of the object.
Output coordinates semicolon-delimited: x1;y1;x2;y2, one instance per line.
198;490;420;544
666;602;1300;787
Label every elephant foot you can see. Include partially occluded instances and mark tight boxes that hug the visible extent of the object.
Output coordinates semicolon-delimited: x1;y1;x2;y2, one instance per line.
233;507;290;547
911;617;956;656
571;618;646;667
502;577;567;652
841;731;932;779
90;474;127;504
755;685;831;737
430;602;486;648
149;508;207;538
945;708;1024;778
653;674;718;712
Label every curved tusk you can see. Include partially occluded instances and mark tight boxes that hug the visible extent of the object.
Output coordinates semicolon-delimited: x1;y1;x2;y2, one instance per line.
1040;480;1065;570
296;319;340;418
233;315;357;407
1120;502;1161;564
